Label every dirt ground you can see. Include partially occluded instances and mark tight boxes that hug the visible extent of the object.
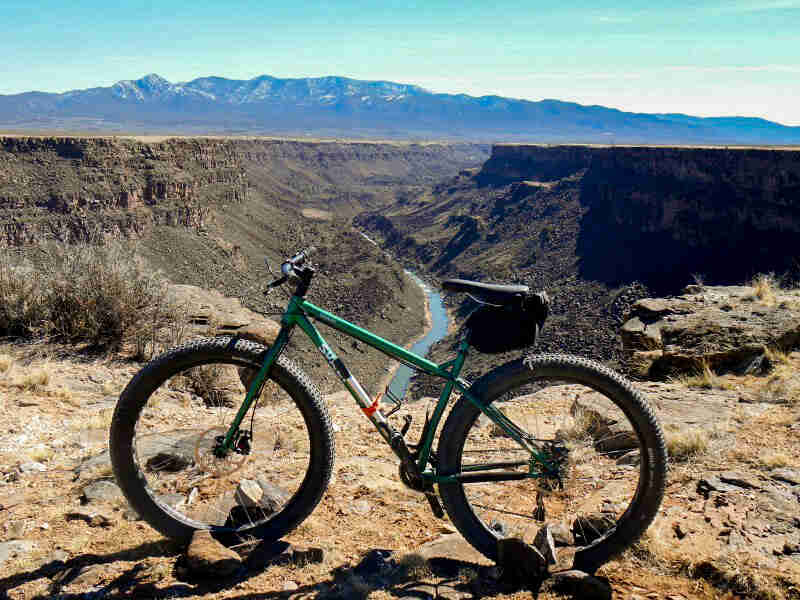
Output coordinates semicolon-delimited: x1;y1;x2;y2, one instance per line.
1;341;799;599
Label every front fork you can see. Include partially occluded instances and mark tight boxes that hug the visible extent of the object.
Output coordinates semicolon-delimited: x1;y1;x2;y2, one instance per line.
215;327;292;456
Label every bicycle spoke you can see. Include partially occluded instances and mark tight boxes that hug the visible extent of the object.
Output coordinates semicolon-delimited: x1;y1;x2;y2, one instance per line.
131;359;313;533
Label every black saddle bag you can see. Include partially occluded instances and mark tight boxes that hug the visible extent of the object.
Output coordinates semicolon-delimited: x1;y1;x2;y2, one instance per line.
466;291;550;354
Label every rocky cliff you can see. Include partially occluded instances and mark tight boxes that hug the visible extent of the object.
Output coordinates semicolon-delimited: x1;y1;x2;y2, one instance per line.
0;136;487;247
357;144;800;374
0;136;485;393
485;144;800;292
0;137;247;247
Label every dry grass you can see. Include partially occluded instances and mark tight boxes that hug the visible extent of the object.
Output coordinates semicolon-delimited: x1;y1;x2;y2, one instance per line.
558;406;604;443
670;360;733;390
28;444;55;463
181;364;238;407
0;353;12;374
754;372;800;405
758;451;796;469
0;241;183;353
86;408;115;430
750;273;778;305
765;346;791;366
12;367;50;392
690;558;788;600
665;428;710;461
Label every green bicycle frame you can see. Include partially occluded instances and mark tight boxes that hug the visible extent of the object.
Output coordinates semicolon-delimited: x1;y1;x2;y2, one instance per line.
221;294;551;482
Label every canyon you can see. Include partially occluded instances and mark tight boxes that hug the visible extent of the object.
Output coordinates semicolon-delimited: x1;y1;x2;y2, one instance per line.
2;137;800;599
358;144;800;379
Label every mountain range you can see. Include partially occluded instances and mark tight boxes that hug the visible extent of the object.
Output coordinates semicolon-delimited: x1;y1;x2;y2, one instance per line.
2;73;799;144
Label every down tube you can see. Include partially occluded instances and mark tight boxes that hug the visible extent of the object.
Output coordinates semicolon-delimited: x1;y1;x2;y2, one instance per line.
292;312;395;443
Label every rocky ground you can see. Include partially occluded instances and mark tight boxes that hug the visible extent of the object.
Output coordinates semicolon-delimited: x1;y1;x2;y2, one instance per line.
1;285;799;599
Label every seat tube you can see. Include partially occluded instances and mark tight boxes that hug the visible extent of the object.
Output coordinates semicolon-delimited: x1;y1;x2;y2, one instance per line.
416;338;470;470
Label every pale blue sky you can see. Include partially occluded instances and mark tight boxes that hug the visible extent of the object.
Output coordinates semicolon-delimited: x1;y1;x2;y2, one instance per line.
2;1;799;124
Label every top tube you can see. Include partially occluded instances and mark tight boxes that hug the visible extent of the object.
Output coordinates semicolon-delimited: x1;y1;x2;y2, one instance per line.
290;297;448;378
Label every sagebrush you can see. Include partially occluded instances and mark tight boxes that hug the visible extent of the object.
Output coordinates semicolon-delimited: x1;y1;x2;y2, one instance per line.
0;242;181;351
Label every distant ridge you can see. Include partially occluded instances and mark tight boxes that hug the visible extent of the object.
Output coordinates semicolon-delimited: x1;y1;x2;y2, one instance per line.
1;73;798;144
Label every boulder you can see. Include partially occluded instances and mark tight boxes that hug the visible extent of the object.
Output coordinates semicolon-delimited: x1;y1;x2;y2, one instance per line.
620;285;800;378
417;533;492;566
167;284;280;344
572;515;614;545
533;524;558;565
81;479;123;504
226;478;289;527
548;569;612;600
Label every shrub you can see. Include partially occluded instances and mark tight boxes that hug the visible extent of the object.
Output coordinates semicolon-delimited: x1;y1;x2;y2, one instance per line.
0;242;181;351
12;367;50;392
750;273;777;305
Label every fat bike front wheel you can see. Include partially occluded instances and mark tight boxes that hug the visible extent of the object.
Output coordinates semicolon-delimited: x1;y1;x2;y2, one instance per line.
110;337;335;546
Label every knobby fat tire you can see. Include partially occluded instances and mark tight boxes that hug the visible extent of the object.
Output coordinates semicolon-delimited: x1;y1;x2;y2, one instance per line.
436;354;667;572
109;337;335;546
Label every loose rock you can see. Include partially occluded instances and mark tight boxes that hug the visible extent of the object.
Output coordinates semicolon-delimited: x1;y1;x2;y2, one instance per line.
185;530;242;577
549;523;574;547
0;540;37;567
533;524;558;565
19;461;47;473
81;479;124;504
235;479;263;508
496;537;546;584
549;569;612;600
418;534;492;565
697;476;739;497
771;468;800;486
66;509;115;528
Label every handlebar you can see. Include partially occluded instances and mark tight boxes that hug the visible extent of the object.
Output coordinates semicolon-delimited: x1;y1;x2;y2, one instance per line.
281;246;316;275
267;247;316;289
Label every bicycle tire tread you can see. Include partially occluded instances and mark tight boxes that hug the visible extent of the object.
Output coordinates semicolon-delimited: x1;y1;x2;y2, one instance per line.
437;353;667;572
110;336;335;545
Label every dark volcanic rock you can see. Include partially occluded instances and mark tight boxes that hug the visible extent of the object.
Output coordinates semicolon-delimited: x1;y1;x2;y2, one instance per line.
621;285;800;378
496;538;547;584
547;569;612;600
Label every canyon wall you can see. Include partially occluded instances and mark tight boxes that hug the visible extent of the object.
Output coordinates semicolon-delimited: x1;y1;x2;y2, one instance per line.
0;137;487;247
0;137;246;247
396;144;800;292
357;144;800;372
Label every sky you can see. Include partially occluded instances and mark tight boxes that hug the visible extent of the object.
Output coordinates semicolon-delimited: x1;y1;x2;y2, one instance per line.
1;1;799;125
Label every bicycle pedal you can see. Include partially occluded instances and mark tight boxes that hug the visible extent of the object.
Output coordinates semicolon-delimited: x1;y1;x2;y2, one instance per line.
425;490;445;519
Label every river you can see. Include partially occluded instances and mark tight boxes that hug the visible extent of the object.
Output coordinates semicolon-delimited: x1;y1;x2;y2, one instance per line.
386;271;450;400
357;229;450;399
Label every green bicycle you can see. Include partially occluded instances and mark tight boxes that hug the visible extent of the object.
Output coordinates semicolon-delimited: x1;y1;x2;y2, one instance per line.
110;248;666;570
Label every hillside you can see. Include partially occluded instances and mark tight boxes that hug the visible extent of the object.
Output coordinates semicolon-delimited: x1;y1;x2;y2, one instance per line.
3;74;800;144
0;136;487;393
356;144;800;381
